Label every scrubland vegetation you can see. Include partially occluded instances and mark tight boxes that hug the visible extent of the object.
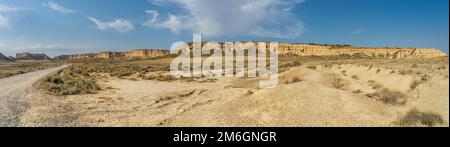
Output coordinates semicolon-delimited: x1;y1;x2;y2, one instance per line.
0;61;62;78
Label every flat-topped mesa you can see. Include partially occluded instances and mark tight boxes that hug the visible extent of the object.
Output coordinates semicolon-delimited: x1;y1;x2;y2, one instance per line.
16;52;52;60
278;43;447;59
123;49;169;59
54;49;169;60
54;43;447;60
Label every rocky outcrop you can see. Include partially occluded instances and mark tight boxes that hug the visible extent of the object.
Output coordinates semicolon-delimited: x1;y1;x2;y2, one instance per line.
0;52;14;62
53;43;447;60
15;52;52;60
55;49;169;60
277;43;447;59
123;49;169;59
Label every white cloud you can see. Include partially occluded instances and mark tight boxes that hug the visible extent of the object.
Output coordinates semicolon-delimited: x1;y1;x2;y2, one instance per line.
144;0;305;38
0;14;10;28
0;4;22;29
30;43;65;49
43;1;76;14
0;4;20;13
149;0;165;6
144;10;190;34
88;17;135;33
352;29;364;35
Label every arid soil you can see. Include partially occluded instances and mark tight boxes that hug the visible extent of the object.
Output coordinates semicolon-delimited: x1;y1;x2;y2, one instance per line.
0;61;62;79
5;56;449;127
0;65;68;127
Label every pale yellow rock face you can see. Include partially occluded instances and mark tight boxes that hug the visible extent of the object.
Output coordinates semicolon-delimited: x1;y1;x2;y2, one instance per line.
278;43;447;59
59;43;446;60
123;49;169;58
64;49;169;60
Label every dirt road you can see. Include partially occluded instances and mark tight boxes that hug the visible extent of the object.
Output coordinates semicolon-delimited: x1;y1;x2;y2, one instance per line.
0;65;68;127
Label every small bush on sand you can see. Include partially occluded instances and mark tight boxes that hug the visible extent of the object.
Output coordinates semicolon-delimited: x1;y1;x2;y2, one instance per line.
352;89;362;94
397;108;444;127
366;89;407;105
39;68;100;95
141;74;176;81
307;65;317;70
284;77;303;84
278;60;302;73
292;77;302;83
372;84;383;89
410;81;422;90
246;90;254;95
399;70;414;75
376;69;381;73
41;74;100;95
332;78;346;90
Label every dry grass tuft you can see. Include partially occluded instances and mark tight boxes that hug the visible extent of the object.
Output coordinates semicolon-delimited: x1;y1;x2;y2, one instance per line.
307;65;317;70
0;61;62;78
39;69;100;95
366;89;407;105
278;60;302;73
397;108;444;127
285;77;303;84
352;89;362;94
332;78;346;90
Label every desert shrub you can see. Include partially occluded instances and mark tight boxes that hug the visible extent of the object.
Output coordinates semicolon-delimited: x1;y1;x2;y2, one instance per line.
397;108;444;127
41;74;100;95
351;75;359;80
246;90;254;95
437;65;447;70
332;78;346;89
410;81;421;90
292;77;302;83
399;70;414;75
307;65;317;70
352;89;362;94
284;77;303;84
376;69;381;73
366;89;407;105
368;65;373;70
278;60;302;73
372;84;383;89
141;74;176;81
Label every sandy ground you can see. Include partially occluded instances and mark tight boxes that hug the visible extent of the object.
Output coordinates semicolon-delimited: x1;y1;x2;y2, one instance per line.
17;58;449;127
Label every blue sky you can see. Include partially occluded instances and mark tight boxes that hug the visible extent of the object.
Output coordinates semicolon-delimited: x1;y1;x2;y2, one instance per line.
0;0;448;57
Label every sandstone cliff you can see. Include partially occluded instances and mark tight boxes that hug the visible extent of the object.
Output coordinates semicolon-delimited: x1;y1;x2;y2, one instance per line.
278;43;447;59
15;52;51;60
123;49;169;59
55;49;169;60
54;43;447;60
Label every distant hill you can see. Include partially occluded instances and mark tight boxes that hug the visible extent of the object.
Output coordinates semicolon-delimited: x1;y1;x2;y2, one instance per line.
16;52;52;60
0;52;14;62
8;56;16;61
